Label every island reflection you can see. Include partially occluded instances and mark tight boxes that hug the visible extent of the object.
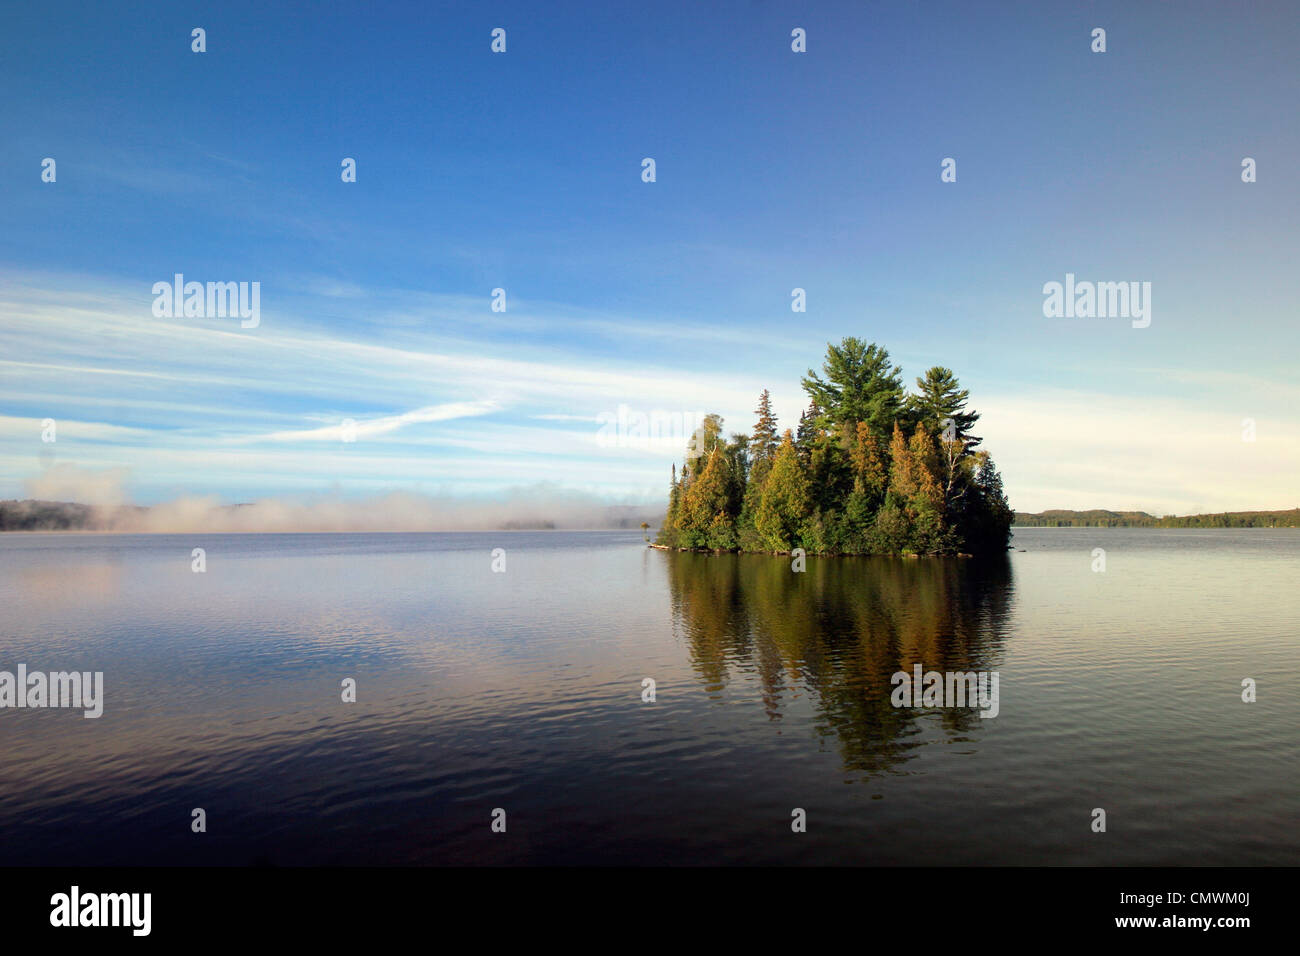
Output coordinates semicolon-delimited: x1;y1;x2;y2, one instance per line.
665;551;1015;775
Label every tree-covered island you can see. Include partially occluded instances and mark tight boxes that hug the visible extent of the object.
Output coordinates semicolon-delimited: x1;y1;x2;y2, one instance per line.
656;338;1014;556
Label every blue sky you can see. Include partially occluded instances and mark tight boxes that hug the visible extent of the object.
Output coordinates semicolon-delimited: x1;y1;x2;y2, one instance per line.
2;0;1298;515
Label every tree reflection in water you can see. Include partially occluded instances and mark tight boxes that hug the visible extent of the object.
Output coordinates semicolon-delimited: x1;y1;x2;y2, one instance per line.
665;552;1014;775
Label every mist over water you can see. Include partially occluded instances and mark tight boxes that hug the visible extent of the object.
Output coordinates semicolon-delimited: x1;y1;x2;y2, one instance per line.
14;464;659;531
0;528;1295;865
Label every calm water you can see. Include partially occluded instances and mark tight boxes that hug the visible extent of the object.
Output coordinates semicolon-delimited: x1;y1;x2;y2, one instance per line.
0;528;1295;866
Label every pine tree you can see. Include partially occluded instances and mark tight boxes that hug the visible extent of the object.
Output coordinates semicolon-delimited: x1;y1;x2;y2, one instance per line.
795;403;818;461
801;338;905;440
886;422;917;504
962;453;1013;552
655;463;683;547
736;456;770;552
749;389;779;464
755;431;810;551
907;424;946;551
850;421;888;504
682;447;731;549
723;432;750;514
909;424;941;490
686;413;725;476
805;415;850;513
907;366;981;448
706;511;739;551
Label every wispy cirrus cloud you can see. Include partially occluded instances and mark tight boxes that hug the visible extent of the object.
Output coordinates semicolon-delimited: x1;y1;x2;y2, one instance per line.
256;400;501;442
4;269;1298;516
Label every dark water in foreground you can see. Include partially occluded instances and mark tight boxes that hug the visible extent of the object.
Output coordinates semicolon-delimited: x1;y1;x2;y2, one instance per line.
0;528;1295;865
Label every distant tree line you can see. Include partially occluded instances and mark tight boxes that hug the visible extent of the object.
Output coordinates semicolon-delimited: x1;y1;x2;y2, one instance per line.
656;338;1014;556
0;500;99;531
1015;509;1300;528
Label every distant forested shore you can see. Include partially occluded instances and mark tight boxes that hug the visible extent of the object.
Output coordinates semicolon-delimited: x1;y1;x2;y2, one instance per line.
5;497;1292;535
1015;509;1300;528
1;500;119;531
0;499;656;532
656;338;1015;556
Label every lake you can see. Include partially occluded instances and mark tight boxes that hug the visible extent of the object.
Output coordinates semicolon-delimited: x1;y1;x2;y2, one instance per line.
0;528;1295;865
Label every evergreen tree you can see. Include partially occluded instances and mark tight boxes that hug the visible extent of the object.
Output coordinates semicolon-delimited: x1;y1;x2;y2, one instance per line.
749;389;779;464
806;415;850;513
850;421;889;505
706;511;739;551
686;413;726;480
655;463;682;547
723;432;750;515
870;499;910;554
736;457;771;552
794;403;819;462
908;366;981;448
883;422;945;552
907;425;947;552
908;424;941;489
755;431;810;551
962;453;1014;552
886;422;918;504
682;447;731;549
801;338;905;441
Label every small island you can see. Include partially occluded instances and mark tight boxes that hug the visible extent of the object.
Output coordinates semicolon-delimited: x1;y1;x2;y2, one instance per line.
655;337;1014;556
